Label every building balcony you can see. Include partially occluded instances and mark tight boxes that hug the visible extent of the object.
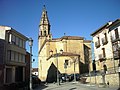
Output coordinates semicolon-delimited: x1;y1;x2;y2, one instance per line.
95;41;100;48
111;36;120;43
113;51;120;60
5;60;26;66
98;54;106;62
102;37;108;45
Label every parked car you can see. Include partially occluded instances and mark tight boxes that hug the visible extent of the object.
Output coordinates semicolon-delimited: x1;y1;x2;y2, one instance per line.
60;73;69;82
60;73;80;82
75;73;80;81
68;73;80;81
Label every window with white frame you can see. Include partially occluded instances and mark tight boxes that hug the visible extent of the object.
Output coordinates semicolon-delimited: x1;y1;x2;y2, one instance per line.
8;34;12;43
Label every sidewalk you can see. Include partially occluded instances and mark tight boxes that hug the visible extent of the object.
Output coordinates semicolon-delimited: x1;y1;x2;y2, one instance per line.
34;82;119;90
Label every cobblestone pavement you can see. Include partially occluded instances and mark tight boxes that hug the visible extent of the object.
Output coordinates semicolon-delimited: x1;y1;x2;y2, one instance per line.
34;82;119;90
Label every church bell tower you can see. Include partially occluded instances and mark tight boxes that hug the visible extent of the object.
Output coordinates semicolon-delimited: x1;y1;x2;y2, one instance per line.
38;5;51;49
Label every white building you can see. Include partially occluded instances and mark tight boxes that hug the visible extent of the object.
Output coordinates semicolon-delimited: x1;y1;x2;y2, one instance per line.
90;19;120;86
108;19;120;71
91;21;116;73
0;26;28;84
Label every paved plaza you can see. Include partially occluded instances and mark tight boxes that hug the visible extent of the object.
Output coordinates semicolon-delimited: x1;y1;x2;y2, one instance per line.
34;82;119;90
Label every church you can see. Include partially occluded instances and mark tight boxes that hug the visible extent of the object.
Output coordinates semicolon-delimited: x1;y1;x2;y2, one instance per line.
38;6;92;82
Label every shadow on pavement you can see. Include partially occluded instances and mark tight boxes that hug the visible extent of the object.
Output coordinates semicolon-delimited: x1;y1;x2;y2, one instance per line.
69;87;77;90
33;83;48;90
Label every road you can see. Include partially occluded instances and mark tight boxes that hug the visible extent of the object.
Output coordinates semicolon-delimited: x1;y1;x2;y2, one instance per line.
34;82;119;90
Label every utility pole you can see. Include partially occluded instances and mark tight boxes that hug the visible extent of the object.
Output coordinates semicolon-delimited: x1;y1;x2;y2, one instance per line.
56;49;59;85
74;60;76;82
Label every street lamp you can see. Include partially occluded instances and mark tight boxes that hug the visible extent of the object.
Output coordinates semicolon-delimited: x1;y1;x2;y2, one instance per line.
64;61;67;82
28;37;33;90
56;49;63;85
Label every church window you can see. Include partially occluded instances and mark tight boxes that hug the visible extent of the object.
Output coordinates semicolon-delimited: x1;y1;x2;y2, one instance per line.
65;60;68;65
41;31;42;36
44;31;46;36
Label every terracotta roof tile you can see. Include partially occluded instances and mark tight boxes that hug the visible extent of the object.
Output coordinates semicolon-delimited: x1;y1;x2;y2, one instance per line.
47;52;80;60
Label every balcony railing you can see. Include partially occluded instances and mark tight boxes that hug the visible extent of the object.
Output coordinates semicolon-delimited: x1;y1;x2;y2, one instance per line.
113;51;120;60
111;36;120;43
95;41;100;48
98;54;106;62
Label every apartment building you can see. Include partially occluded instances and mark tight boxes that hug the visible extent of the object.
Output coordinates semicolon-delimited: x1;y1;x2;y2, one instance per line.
90;19;120;86
0;26;28;84
0;39;6;85
91;21;115;74
108;19;120;72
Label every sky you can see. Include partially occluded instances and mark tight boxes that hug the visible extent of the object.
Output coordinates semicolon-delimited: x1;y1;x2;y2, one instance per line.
0;0;120;68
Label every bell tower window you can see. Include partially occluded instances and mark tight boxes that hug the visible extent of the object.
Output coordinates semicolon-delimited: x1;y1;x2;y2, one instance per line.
41;31;42;36
44;31;46;36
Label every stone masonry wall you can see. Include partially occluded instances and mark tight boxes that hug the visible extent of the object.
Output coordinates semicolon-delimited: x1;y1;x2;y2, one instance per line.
86;73;119;86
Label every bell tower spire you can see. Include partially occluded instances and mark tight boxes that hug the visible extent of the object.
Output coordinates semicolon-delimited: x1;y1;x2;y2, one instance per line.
39;5;50;37
38;5;52;47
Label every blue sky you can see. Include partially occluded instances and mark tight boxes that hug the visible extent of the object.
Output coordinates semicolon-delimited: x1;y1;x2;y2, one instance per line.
0;0;120;68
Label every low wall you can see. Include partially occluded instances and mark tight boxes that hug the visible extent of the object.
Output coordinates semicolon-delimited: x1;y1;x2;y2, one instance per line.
85;73;119;86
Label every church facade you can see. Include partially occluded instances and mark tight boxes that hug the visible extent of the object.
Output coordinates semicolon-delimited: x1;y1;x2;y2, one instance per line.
38;6;92;82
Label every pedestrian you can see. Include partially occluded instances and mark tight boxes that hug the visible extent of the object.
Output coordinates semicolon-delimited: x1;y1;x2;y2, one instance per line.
107;81;109;87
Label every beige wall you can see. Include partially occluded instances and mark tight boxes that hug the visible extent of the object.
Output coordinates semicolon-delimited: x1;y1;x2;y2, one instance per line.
38;38;91;81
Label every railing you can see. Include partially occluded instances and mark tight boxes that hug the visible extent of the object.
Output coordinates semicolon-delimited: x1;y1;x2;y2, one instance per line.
111;36;120;43
98;54;106;62
113;51;119;59
95;41;100;48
